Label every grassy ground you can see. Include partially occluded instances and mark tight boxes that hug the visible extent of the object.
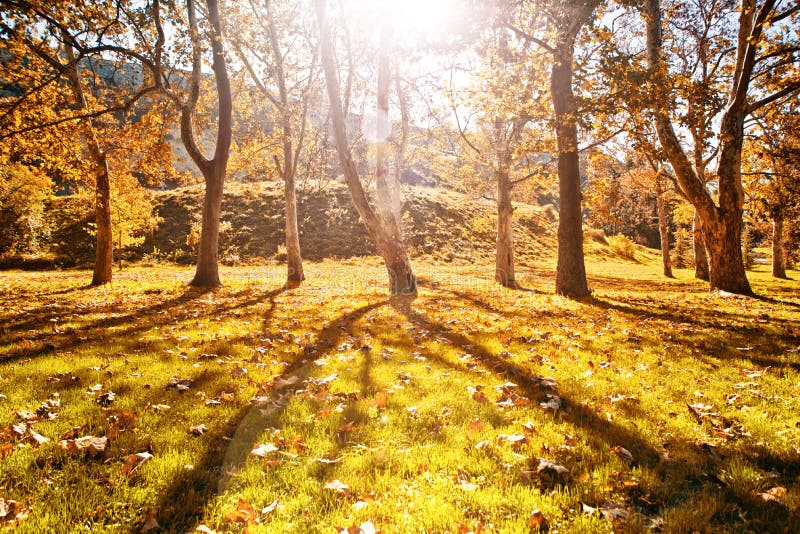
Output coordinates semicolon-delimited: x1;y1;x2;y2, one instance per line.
0;255;799;533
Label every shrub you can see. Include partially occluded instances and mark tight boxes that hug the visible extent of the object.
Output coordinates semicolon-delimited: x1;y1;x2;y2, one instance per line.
607;233;637;260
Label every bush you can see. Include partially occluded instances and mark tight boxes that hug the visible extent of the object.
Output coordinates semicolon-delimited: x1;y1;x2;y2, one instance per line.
607;234;637;260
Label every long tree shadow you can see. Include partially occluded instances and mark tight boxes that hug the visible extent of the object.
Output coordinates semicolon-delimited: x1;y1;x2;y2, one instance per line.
152;299;389;531
586;295;800;371
389;295;663;467
0;285;286;365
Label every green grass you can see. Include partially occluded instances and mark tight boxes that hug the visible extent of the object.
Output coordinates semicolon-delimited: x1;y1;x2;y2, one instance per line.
0;256;799;532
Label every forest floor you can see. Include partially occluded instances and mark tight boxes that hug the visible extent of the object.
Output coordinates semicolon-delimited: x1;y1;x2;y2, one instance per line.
0;256;799;533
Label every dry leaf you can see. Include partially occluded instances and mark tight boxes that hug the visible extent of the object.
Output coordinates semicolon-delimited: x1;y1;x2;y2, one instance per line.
121;451;153;476
226;498;256;524
600;503;629;523
324;479;351;496
261;499;279;515
529;509;550;532
189;424;207;436
612;445;634;464
536;458;569;479
59;435;108;458
250;443;279;457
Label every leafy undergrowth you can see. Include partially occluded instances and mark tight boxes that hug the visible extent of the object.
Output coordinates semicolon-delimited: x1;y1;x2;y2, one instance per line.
0;259;799;533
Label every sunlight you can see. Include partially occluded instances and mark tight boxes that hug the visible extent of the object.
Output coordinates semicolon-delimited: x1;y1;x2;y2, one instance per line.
345;0;461;42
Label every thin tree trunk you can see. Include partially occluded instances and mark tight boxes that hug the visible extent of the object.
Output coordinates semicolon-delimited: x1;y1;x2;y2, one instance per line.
772;214;787;279
655;172;673;278
495;169;515;287
693;210;709;280
62;36;113;286
265;2;304;284
315;0;415;295
552;36;589;298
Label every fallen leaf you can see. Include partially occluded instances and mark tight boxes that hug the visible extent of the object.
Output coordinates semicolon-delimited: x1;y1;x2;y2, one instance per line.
612;445;634;464
28;429;49;446
324;479;351;496
600;503;629;523
250;443;279;457
58;435;108;458
539;395;562;411
529;509;550;532
536;458;569;479
97;391;115;406
759;486;787;506
121;451;154;476
261;499;279;515
337;421;358;434
225;498;256;524
189;424;207;436
166;377;194;392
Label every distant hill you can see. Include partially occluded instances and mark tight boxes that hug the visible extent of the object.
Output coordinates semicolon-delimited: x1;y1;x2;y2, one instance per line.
41;182;557;267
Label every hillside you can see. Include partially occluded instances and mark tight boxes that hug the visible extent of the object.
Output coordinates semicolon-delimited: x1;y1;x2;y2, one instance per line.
43;182;558;267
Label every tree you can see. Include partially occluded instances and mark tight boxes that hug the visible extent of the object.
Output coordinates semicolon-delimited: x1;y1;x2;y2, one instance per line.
507;0;600;297
314;0;416;294
173;0;233;287
0;0;162;284
0;163;53;255
230;0;318;285
644;0;800;294
744;107;800;278
447;20;551;287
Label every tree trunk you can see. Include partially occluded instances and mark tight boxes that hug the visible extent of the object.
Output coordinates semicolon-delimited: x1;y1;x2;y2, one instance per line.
191;167;224;287
552;39;589;298
772;215;787;279
704;215;751;294
644;0;755;295
265;3;304;285
495;169;515;287
62;35;113;286
284;172;304;283
655;172;673;278
314;0;415;294
692;210;709;280
91;156;113;286
184;0;232;288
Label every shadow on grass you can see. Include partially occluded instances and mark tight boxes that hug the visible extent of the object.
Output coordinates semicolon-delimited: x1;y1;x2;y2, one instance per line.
151;300;390;531
0;285;288;365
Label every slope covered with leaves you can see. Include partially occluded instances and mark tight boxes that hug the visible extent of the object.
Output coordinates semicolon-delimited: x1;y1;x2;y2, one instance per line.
0;259;798;532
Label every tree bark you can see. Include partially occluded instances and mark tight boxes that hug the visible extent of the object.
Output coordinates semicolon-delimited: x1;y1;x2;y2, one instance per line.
772;215;786;279
62;37;113;286
692;210;709;280
183;0;233;288
314;0;415;295
655;171;673;278
495;169;515;287
552;23;590;298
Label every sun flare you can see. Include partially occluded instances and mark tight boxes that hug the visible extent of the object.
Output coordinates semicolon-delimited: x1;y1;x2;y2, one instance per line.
345;0;461;42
